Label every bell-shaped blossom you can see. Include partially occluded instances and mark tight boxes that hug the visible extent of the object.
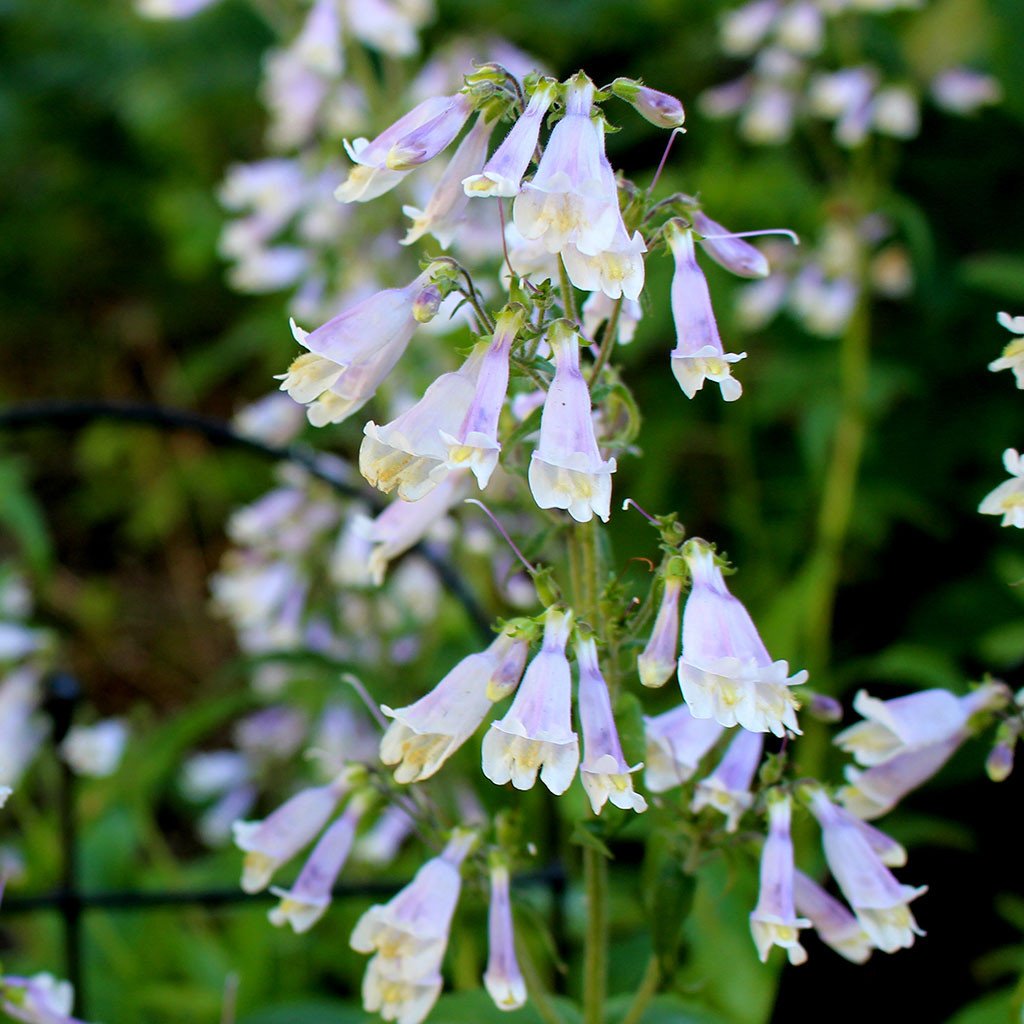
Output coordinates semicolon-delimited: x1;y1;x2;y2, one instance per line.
463;79;559;198
562;219;647;301
361;958;441;1024
836;683;1007;767
528;321;617;523
483;862;527;1011
292;0;343;76
749;793;810;965
576;635;647;814
269;793;370;933
351;830;475;978
582;291;642;345
637;575;683;688
666;222;747;401
402;114;494;248
0;973;88;1024
610;78;685;128
232;775;349;893
678;540;804;736
980;448;1024;527
692;211;770;279
385;93;474;171
691;727;763;832
278;272;434;427
989;312;1024;387
482;607;580;795
793;870;873;964
513;74;620;256
644;703;724;793
808;789;926;953
380;626;528;784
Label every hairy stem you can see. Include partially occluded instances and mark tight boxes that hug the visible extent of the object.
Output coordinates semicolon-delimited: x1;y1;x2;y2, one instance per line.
588;298;623;385
582;844;608;1024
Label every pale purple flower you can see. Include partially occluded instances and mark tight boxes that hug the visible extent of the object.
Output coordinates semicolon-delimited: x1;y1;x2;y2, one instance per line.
513;74;620;257
380;626;528;784
269;793;370;933
0;973;87;1024
180;751;251;802
720;0;780;56
346;0;425;58
808;789;926;953
199;784;258;847
562;219;647;302
262;48;329;151
232;776;349;893
355;805;415;866
678;540;804;736
775;1;823;55
980;448;1024;527
931;68;1002;116
528;321;617;523
637;575;683;688
464;79;559;197
691;728;763;832
483;862;527;1011
793;870;873;964
692;211;770;279
361;958;442;1024
750;793;809;964
0;668;47;789
384;93;474;171
232;392;306;447
666;222;746;402
789;266;858;337
234;705;309;761
740;82;797;145
576;635;646;814
292;0;343;76
989;312;1024;387
610;78;685;128
482;607;580;795
643;703;724;793
582;291;642;345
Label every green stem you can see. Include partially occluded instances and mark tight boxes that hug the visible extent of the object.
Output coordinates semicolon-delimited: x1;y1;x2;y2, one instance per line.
620;956;660;1024
558;256;579;324
588;298;623;386
517;935;566;1024
582;844;608;1024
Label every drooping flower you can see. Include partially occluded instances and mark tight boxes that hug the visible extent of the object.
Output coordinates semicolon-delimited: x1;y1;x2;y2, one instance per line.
749;792;810;965
483;862;527;1011
291;0;343;76
482;607;580;795
979;448;1024;527
463;79;559;198
269;792;371;933
637;574;683;688
643;703;724;793
807;788;926;953
528;321;617;523
691;727;763;832
665;221;747;402
361;958;442;1024
380;626;529;784
576;635;647;814
278;271;435;427
989;312;1024;388
562;218;647;301
793;870;873;964
513;74;620;257
678;540;804;736
692;210;770;279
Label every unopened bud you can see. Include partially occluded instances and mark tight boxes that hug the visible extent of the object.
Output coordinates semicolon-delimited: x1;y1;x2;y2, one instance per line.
986;741;1014;782
808;693;843;724
693;210;770;279
612;78;685;129
412;284;443;323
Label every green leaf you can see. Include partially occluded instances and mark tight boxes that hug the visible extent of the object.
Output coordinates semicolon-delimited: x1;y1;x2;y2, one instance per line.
648;855;695;975
607;994;732;1024
238;1001;366;1024
961;254;1024;302
945;989;1017;1024
0;457;52;574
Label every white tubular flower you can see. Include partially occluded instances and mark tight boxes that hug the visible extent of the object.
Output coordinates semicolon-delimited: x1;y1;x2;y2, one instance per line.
980;448;1024;527
989;312;1024;387
808;789;926;953
582;291;642;345
749;792;810;965
513;74;620;257
60;719;128;778
380;626;528;784
576;635;647;814
637;575;683;688
678;540;804;736
278;272;431;427
692;210;770;279
464;78;559;198
269;794;370;933
666;221;746;402
482;607;580;795
292;0;343;76
643;703;724;793
562;219;647;302
351;830;475;978
232;776;348;893
361;958;442;1024
793;870;873;964
691;728;763;832
528;321;617;523
402;114;494;248
0;973;83;1024
483;862;527;1011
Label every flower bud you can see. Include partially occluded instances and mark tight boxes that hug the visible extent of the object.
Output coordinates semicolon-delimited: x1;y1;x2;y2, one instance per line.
412;284;443;324
987;739;1015;783
611;78;685;129
807;693;843;724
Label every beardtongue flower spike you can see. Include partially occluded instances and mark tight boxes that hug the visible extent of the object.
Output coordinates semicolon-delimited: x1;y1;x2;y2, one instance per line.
691;727;763;832
678;539;804;736
513;72;620;257
528;320;617;523
463;78;559;198
576;634;647;814
278;270;438;427
665;220;747;401
749;791;810;965
610;77;685;129
637;573;684;688
379;624;529;784
989;312;1024;387
692;210;770;279
268;791;372;933
643;703;724;793
482;606;580;795
483;860;528;1011
793;870;874;964
807;787;926;953
979;448;1024;527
